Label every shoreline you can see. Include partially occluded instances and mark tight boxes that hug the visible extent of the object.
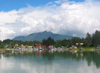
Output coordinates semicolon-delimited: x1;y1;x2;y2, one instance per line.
0;48;100;54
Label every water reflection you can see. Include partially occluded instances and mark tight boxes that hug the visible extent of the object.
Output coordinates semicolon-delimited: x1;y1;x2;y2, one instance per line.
0;51;100;73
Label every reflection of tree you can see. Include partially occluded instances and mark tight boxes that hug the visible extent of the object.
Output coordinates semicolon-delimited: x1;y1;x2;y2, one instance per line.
92;53;100;68
84;52;93;66
0;54;1;58
42;52;54;60
2;51;100;69
83;51;100;68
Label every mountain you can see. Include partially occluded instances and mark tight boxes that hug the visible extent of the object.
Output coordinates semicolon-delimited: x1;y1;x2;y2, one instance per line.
13;36;25;41
13;31;73;41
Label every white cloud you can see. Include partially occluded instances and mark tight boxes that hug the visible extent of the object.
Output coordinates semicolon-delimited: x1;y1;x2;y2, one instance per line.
20;27;31;33
0;27;15;41
0;10;19;24
0;0;100;40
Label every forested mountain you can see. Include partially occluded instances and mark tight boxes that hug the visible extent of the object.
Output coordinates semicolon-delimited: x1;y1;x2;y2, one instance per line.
13;31;73;41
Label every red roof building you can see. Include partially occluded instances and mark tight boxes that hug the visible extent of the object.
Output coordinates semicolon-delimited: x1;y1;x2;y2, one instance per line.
35;44;41;47
98;45;100;47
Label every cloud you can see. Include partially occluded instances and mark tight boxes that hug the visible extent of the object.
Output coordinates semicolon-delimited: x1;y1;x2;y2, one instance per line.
0;0;100;40
0;27;15;41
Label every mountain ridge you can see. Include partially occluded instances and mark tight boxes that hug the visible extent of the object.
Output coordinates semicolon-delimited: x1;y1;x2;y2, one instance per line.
13;31;73;41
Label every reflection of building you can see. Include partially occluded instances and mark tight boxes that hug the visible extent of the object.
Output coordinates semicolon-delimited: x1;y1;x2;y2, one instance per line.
42;50;46;53
42;45;46;49
97;51;100;54
36;51;40;55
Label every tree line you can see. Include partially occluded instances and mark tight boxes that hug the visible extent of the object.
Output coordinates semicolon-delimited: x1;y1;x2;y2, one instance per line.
0;40;41;48
43;30;100;48
0;30;100;48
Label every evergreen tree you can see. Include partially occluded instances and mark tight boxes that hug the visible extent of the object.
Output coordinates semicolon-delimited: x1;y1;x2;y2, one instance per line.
85;32;92;47
42;37;54;46
92;30;100;47
0;41;4;48
42;39;46;45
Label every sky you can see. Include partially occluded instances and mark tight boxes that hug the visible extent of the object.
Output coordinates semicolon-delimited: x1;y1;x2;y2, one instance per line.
0;0;100;41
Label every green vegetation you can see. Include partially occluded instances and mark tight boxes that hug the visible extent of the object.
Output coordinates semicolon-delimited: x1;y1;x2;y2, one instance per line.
53;30;100;48
42;37;54;46
0;30;100;50
0;48;6;50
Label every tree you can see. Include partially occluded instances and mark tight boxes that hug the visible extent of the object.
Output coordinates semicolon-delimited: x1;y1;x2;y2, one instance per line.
0;41;4;48
42;39;46;45
81;38;86;47
3;39;12;44
92;30;100;47
54;40;61;47
42;37;54;46
85;32;92;47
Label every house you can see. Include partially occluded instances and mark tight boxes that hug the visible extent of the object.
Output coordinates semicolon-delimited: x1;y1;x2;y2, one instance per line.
48;45;53;49
21;45;27;49
4;45;9;48
96;45;100;49
28;46;33;48
35;44;41;48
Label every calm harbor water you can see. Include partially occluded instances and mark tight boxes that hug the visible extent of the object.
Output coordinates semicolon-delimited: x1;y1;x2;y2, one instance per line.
0;51;100;73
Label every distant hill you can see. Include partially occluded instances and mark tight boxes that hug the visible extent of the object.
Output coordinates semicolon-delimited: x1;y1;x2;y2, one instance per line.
13;31;73;41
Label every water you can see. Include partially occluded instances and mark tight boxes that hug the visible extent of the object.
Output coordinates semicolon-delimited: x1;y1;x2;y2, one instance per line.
0;51;100;73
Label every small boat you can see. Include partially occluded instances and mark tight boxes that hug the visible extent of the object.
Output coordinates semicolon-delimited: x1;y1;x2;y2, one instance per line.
38;48;42;50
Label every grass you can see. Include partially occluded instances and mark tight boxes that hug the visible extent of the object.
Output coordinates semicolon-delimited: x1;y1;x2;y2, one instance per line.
71;46;98;52
0;48;6;51
95;49;100;51
72;48;78;51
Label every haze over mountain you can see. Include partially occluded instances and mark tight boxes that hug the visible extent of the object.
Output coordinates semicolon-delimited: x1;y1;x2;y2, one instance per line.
13;31;73;41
